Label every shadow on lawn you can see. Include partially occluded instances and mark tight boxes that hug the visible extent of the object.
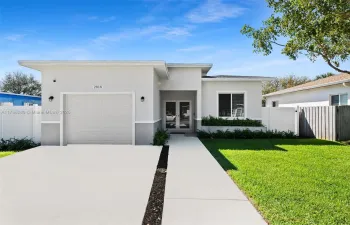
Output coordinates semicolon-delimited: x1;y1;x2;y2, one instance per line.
203;138;343;152
202;139;345;171
209;149;238;171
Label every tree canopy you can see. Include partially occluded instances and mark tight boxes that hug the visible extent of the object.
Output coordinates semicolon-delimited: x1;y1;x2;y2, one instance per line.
0;71;41;96
315;72;335;80
262;74;311;95
241;0;350;74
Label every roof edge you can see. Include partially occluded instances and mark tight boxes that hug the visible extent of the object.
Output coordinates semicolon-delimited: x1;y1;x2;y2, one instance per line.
0;91;41;98
19;60;166;67
202;77;274;82
264;79;350;97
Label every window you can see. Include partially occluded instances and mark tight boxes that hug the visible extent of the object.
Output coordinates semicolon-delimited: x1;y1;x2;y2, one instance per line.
218;93;245;118
272;101;279;107
330;94;348;106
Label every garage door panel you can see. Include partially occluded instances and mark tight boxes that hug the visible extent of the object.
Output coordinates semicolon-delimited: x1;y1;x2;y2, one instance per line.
65;94;133;144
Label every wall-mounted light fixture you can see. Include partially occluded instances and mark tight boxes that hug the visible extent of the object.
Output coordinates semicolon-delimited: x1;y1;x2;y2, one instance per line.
49;96;54;102
141;96;145;102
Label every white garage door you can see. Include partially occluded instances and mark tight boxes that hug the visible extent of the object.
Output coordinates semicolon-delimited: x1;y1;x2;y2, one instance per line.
64;94;133;145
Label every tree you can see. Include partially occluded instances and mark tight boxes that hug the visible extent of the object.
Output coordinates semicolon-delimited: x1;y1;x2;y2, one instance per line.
315;72;335;80
263;74;310;95
0;72;41;96
241;0;350;74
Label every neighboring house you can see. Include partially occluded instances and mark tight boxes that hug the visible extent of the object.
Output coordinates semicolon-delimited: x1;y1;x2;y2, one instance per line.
0;92;41;106
19;60;272;145
265;73;350;107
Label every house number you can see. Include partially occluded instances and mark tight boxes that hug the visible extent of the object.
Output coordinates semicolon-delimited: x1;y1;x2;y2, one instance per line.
93;85;103;89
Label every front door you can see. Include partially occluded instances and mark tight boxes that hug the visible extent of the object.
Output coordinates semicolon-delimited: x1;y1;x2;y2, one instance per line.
164;101;192;132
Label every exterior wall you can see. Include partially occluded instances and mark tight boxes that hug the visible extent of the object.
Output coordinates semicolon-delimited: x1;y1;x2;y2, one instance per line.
0;106;41;142
201;81;263;120
266;84;350;107
0;93;41;106
159;67;202;91
41;65;155;145
262;107;298;134
153;70;160;120
41;123;60;145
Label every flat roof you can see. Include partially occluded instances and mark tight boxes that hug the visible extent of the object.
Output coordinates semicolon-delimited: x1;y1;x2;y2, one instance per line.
167;63;212;73
202;75;275;81
19;60;213;77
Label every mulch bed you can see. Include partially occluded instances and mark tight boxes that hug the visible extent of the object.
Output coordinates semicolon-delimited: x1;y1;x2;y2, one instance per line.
142;145;169;225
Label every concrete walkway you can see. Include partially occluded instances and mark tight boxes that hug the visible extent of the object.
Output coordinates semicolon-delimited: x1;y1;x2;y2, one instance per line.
162;135;267;225
0;145;161;225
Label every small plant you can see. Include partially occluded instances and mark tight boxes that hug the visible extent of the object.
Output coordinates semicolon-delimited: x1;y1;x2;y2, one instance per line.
152;129;170;146
202;115;263;127
197;129;297;139
0;137;40;151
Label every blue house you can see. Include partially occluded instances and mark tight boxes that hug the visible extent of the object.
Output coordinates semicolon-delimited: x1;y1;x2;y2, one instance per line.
0;92;41;106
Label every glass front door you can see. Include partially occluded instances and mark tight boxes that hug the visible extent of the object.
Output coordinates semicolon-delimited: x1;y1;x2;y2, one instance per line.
165;101;191;131
165;102;177;129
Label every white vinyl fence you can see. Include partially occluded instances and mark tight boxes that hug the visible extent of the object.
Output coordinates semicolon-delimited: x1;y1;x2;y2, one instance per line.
262;107;299;135
0;106;41;142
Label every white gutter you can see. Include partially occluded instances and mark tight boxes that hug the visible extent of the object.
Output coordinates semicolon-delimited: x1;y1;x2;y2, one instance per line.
264;78;350;97
202;77;274;82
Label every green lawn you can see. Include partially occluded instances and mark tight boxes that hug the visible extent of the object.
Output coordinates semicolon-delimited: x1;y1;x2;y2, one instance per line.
0;151;15;158
201;139;350;225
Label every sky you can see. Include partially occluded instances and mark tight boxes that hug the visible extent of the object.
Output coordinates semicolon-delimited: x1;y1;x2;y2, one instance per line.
0;0;349;81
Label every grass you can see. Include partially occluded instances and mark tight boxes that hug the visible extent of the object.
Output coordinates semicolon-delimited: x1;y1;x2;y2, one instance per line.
0;151;15;158
201;139;350;225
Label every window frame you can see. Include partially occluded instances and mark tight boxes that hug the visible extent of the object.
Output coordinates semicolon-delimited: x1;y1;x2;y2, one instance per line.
329;93;348;106
217;91;247;119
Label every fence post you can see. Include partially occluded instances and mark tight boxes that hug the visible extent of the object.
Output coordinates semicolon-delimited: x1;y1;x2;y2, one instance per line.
267;107;270;131
295;106;299;136
0;108;3;139
32;104;40;142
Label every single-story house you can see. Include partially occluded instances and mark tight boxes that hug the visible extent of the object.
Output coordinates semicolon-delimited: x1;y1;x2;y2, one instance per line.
0;92;41;106
265;73;350;107
19;60;272;145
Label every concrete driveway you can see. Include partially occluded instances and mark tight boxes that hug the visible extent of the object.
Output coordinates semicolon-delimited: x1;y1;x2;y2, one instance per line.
0;145;161;225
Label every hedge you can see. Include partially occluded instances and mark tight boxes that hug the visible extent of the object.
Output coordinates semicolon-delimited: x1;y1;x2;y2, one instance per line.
0;138;40;151
201;116;263;127
197;129;297;139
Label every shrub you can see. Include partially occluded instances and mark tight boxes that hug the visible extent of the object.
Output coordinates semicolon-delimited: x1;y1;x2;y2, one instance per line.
0;138;40;151
201;116;263;127
152;129;170;146
197;129;297;139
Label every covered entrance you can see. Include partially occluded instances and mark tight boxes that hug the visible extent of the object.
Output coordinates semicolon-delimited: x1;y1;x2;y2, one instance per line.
160;91;197;133
164;101;192;132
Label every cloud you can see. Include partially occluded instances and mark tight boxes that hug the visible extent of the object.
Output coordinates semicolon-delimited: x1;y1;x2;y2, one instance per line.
100;16;116;22
177;45;212;52
187;0;245;23
87;16;116;22
93;25;193;46
5;34;25;41
87;16;98;20
138;15;155;23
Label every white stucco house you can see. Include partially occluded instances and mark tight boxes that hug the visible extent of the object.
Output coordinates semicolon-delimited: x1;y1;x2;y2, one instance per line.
265;73;350;107
19;60;272;145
